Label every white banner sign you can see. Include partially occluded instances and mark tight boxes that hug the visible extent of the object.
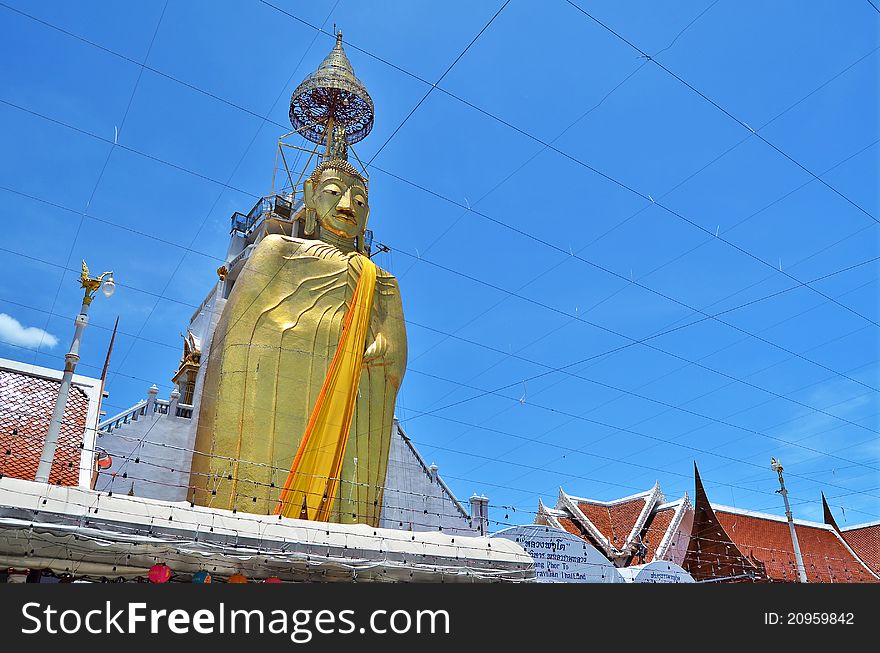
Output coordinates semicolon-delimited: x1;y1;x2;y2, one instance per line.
491;525;624;583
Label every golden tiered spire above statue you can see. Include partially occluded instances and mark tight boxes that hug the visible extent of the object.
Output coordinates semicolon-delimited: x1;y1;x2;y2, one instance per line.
289;31;374;162
189;33;407;527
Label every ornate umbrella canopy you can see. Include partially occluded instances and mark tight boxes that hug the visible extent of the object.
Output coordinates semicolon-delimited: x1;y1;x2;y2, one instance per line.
289;32;374;148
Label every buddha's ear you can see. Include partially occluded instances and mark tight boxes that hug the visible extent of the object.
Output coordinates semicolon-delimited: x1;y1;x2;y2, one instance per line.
303;178;317;236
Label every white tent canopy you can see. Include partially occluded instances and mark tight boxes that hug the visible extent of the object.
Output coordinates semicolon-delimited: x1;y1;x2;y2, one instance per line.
0;477;533;583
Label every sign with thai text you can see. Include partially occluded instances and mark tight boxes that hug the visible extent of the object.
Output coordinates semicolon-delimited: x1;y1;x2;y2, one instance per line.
491;525;624;583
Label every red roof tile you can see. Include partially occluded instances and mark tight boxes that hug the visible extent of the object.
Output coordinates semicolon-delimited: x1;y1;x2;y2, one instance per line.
557;516;583;537
0;369;89;486
643;507;675;561
556;515;608;553
716;510;876;583
841;525;880;576
577;497;646;548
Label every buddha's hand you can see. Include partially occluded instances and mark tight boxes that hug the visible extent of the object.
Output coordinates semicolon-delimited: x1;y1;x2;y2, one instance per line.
363;332;389;365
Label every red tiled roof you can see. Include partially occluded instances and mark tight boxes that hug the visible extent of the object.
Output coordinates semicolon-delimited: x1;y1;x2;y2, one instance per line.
577;497;646;548
557;516;583;537
643;507;675;562
841;524;880;576
716;510;876;583
556;515;607;553
0;369;89;485
555;469;876;583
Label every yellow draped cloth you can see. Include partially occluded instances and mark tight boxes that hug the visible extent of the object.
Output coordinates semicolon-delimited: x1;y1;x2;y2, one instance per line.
275;256;377;520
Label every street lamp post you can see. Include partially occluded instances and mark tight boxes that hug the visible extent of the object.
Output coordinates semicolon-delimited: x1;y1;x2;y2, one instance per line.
771;457;808;583
35;261;115;484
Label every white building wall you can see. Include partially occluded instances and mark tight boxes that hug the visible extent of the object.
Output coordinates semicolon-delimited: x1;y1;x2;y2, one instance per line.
380;421;477;536
96;407;195;499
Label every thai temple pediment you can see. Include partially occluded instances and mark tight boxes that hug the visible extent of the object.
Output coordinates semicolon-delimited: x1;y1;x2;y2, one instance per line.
539;465;878;583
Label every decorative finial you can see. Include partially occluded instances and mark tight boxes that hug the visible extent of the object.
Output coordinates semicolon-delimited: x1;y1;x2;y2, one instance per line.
289;31;374;157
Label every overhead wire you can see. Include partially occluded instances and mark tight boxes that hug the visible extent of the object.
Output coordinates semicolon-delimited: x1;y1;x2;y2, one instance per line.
564;0;879;229
104;0;343;392
3;177;876;516
5;168;877;440
0;12;875;406
3;145;876;482
1;2;872;524
28;0;169;368
365;0;511;165
2;404;876;583
5;476;868;583
404;138;879;428
5;401;875;526
3;243;878;476
262;0;880;330
459;300;879;487
4;0;875;344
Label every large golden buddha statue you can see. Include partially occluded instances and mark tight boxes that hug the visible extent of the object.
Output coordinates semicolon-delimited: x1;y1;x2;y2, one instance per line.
189;34;406;527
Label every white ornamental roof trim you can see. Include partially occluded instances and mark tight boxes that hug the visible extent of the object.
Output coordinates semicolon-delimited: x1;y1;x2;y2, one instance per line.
536;498;564;531
622;481;663;553
655;497;687;511
556;488;614;557
712;503;854;530
0;477;533;582
825;528;879;580
557;486;666;559
653;492;691;562
840;520;880;532
562;487;655;507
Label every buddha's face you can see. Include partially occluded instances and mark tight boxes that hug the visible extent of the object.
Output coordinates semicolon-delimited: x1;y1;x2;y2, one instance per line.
309;167;368;239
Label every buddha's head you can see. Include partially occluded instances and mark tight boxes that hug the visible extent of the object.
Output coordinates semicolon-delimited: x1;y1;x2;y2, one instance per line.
303;159;369;248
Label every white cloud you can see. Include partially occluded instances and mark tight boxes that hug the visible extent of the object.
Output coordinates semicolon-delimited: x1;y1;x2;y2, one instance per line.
0;313;59;349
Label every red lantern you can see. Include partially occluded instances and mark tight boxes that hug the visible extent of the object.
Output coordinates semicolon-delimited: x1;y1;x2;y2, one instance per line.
96;449;112;470
262;577;283;584
148;563;172;583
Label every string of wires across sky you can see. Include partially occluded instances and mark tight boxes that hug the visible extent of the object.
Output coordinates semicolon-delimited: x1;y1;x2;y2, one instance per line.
0;0;877;527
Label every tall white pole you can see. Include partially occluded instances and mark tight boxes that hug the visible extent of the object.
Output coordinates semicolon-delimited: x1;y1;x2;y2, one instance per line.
35;261;113;484
35;299;90;483
772;458;808;583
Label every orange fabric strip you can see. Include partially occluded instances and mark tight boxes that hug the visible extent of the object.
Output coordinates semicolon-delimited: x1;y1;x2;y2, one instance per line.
275;256;377;520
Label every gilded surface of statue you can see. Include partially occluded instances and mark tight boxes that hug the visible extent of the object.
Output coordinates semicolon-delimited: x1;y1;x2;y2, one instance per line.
189;34;407;527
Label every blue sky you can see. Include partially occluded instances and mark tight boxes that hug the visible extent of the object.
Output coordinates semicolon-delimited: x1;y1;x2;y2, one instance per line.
0;0;877;529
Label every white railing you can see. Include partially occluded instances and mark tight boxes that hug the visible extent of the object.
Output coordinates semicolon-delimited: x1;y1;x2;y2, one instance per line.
156;398;169;415
98;400;148;433
98;398;195;434
176;403;194;418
